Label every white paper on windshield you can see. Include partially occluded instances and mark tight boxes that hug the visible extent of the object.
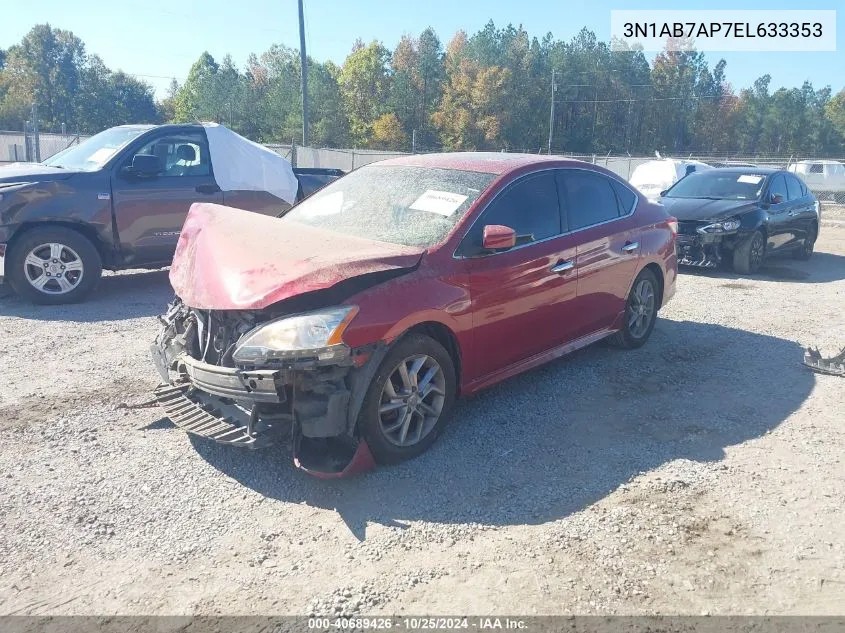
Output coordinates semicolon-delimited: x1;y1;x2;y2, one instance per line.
737;175;764;184
299;191;345;218
410;190;468;216
203;122;299;204
88;147;117;165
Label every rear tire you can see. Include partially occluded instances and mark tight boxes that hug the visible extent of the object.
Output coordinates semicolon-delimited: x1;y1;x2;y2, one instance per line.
8;227;102;305
357;334;456;465
733;229;765;274
611;268;659;350
792;223;817;261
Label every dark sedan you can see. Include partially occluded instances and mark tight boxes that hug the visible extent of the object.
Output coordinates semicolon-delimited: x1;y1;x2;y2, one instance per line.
659;168;820;274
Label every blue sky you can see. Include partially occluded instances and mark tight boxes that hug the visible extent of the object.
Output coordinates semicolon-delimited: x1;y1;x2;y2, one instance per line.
2;0;842;98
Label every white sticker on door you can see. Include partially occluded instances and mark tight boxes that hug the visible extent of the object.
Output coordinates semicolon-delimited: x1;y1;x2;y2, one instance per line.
409;190;469;216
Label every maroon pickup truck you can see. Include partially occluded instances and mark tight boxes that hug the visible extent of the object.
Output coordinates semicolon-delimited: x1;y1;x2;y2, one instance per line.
0;123;343;304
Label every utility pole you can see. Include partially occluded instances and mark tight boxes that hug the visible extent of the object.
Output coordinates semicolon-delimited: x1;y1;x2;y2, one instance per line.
548;69;556;155
412;129;417;154
32;103;41;163
298;0;309;146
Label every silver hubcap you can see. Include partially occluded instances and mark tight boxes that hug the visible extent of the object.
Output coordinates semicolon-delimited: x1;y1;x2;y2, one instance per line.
23;243;84;295
378;354;446;447
627;279;655;339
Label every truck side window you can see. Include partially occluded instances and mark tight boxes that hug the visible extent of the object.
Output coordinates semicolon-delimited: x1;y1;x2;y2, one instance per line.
129;133;211;177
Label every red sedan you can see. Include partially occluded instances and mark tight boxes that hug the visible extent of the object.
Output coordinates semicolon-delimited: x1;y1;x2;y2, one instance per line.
152;153;678;477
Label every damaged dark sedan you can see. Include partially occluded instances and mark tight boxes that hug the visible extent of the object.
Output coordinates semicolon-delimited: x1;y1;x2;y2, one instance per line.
659;168;820;273
152;153;677;477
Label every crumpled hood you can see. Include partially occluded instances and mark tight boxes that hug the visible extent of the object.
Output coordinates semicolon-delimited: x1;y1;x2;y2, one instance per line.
170;203;425;310
659;197;756;222
0;163;79;184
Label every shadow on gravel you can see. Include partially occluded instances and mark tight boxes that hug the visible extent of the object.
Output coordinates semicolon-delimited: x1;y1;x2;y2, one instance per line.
0;269;172;321
194;319;814;539
680;251;845;284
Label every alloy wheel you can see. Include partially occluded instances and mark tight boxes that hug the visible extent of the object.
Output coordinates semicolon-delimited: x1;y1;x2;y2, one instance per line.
749;233;765;270
378;354;446;447
627;278;656;339
23;242;85;295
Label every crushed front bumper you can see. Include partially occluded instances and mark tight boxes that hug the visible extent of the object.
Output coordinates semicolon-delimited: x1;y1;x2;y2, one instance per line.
150;303;380;477
676;224;744;268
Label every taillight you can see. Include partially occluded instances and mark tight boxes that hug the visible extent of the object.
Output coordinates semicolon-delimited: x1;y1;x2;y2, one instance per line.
667;217;678;236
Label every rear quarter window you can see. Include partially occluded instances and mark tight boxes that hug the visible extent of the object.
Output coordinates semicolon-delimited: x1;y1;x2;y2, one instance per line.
610;179;637;214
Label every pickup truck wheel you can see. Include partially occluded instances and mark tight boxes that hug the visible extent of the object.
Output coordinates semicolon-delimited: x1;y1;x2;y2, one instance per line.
9;227;102;304
357;334;456;465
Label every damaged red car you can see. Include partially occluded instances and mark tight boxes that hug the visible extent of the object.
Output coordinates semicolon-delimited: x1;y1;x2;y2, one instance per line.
152;153;678;477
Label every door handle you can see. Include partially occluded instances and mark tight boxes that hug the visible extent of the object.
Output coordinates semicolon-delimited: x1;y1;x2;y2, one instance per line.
621;241;640;253
550;260;575;274
196;184;221;194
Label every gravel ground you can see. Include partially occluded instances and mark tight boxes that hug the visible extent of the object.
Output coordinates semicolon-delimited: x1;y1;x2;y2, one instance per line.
0;228;844;616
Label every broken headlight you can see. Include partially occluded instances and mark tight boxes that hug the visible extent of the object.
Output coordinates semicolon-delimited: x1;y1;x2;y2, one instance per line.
232;305;358;365
697;218;741;234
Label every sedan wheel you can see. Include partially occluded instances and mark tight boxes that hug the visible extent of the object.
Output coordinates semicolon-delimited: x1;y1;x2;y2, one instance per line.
793;224;817;261
627;278;655;339
378;354;446;447
611;268;660;349
733;229;766;274
359;334;456;465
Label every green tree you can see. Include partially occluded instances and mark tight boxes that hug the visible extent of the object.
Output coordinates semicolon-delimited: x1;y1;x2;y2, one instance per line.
340;40;392;146
372;112;407;149
1;24;86;130
825;89;845;140
432;31;510;150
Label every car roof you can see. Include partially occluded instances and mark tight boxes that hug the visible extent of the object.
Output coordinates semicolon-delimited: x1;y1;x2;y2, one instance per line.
795;159;843;165
374;152;596;175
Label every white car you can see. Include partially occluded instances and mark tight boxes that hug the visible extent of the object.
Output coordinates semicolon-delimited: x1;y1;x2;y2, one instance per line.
787;160;845;200
628;158;713;202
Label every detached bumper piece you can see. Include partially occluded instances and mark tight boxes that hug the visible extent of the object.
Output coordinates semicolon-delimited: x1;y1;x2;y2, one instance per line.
803;346;845;377
153;383;291;449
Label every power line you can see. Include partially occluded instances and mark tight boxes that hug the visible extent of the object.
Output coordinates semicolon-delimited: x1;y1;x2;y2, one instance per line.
556;95;724;104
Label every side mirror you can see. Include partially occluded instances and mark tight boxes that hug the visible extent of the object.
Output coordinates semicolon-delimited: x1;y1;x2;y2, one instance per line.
770;193;784;205
659;189;668;198
482;224;517;251
124;154;161;178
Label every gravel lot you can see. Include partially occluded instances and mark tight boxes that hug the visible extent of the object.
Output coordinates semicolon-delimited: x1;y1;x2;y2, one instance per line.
0;226;844;616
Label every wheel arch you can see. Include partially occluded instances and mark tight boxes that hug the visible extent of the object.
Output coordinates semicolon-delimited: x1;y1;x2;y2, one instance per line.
9;221;111;268
642;262;665;308
402;321;463;393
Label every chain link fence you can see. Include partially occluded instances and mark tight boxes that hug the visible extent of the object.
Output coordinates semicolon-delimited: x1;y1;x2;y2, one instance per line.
3;129;843;207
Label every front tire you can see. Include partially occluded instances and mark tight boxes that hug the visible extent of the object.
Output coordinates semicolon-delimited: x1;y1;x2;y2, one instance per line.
733;229;765;274
611;268;659;350
357;334;457;465
792;223;817;261
8;227;102;305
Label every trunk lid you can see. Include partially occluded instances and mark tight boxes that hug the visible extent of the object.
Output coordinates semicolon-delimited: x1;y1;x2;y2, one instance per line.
170;203;425;310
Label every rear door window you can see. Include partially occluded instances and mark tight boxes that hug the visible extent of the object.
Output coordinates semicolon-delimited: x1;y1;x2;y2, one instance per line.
785;175;805;201
558;170;624;231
